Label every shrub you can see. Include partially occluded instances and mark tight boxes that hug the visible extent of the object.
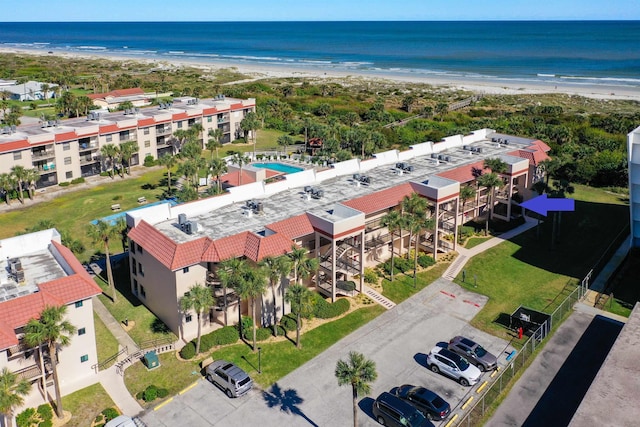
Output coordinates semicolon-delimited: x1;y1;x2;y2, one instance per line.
255;327;272;341
144;155;156;167
199;334;214;352
179;341;196;359
58;182;70;187
315;297;350;319
70;177;85;184
156;388;169;398
38;421;52;427
36;404;53;421
143;385;158;402
99;171;110;177
101;408;119;422
280;314;298;332
112;195;122;201
363;268;379;284
458;225;475;242
336;280;356;292
272;324;287;336
212;325;240;345
239;316;253;339
16;408;38;427
418;254;435;268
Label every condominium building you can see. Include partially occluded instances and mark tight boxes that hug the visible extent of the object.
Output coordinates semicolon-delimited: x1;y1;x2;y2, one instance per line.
0;229;102;391
0;95;256;188
628;125;640;247
126;129;550;342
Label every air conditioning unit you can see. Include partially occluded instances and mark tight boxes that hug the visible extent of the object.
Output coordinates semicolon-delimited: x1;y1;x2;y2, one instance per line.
178;213;187;225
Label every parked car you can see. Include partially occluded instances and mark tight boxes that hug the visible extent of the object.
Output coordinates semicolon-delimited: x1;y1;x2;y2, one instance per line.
105;416;136;427
205;360;253;398
372;392;434;427
448;336;498;371
426;346;482;386
393;385;451;421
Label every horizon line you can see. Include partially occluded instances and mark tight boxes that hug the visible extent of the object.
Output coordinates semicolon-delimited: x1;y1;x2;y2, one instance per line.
2;19;640;23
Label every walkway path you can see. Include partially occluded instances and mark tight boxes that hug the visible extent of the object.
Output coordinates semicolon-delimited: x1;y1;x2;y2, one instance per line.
93;296;139;355
362;285;396;309
442;217;538;281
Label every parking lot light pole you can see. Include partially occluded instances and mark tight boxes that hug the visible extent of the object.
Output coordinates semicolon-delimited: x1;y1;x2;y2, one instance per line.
258;347;262;374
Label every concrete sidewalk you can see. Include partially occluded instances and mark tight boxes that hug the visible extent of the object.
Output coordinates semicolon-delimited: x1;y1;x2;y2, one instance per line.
93;296;139;355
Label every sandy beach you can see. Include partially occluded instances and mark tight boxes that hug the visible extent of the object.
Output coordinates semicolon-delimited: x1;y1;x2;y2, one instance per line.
2;46;640;102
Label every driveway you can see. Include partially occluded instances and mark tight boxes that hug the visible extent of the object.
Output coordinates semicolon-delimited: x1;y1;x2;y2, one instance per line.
141;278;514;426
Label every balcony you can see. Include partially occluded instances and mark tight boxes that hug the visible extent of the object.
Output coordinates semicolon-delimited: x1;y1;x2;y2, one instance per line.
31;150;55;159
217;115;230;124
35;164;56;174
80;155;100;165
155;126;172;136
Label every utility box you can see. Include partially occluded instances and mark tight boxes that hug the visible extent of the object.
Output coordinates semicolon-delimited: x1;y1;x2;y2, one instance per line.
143;350;160;370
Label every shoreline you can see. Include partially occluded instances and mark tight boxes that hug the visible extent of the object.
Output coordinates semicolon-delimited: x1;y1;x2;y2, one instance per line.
2;47;640;102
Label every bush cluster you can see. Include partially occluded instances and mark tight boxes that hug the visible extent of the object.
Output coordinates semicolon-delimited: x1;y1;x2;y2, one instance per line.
58;182;70;187
70;177;85;184
179;341;196;359
458;225;476;242
144;155;157;167
363;268;379;284
16;405;53;427
101;408;119;422
255;327;272;341
417;254;435;268
314;294;350;319
136;385;169;402
381;256;412;275
280;314;298;331
200;326;240;352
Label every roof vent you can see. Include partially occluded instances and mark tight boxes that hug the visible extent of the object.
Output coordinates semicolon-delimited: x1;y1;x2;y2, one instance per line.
178;213;188;225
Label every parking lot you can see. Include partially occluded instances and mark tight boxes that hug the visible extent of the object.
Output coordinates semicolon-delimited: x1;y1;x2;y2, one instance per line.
141;278;515;427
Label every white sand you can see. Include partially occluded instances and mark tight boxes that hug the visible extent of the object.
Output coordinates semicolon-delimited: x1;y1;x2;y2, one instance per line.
2;47;639;102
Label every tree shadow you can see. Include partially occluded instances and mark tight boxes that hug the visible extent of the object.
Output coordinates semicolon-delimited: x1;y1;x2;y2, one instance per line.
150;318;172;335
262;383;318;427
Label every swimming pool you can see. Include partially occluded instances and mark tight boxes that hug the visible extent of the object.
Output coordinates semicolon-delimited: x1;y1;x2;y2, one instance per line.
251;162;304;174
91;198;179;225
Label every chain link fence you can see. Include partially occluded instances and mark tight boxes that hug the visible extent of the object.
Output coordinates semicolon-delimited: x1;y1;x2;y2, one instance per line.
455;282;587;426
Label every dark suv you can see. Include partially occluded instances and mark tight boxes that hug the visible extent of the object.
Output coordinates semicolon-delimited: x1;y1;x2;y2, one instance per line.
393;385;451;421
372;392;434;427
448;336;498;371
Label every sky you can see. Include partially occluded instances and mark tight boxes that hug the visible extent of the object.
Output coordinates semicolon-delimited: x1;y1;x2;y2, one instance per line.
6;0;640;21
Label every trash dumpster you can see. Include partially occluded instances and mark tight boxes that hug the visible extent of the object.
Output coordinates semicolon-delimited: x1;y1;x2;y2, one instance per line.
143;350;160;370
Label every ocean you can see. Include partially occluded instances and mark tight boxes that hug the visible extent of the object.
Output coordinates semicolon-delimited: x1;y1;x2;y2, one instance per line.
1;21;639;89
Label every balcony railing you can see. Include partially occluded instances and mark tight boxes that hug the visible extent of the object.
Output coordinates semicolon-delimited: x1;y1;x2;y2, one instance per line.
80;155;100;165
36;164;56;173
31;150;55;159
155;126;172;135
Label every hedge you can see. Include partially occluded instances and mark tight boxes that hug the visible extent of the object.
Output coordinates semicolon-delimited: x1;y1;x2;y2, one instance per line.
179;341;196;359
200;326;239;352
417;254;435;268
314;295;350;319
280;314;298;331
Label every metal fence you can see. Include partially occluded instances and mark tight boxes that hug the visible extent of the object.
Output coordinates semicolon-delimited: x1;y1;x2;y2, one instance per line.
454;283;587;426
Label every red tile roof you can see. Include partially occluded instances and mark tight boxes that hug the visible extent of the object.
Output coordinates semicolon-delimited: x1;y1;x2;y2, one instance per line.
203;107;220;115
508;149;551;166
99;124;119;134
172;112;188;121
0;240;103;351
529;139;551;152
0;139;30;154
54;131;78;143
128;220;178;269
267;214;314;239
342;182;415;215
171;237;210;270
137;118;155;127
437;160;487;184
220;169;280;187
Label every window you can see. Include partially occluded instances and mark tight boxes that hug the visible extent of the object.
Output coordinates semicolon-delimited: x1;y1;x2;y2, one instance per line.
137;244;143;254
106;134;112;142
64;156;72;165
138;262;144;276
13;151;22;160
75;301;83;308
133;279;138;295
78;327;86;336
132;260;137;275
62;142;71;151
185;314;193;323
177;121;183;128
207;116;212;123
119;131;129;141
144;140;150;148
140;285;146;298
144;128;150;135
65;171;73;179
80;354;89;363
183;267;190;274
130;240;136;253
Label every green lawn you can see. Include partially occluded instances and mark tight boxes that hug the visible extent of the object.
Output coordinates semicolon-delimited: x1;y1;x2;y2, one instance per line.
210;305;385;388
94;311;120;370
124;352;201;407
95;260;177;346
0;167;167;263
465;236;493;249
61;383;117;427
454;185;630;337
381;262;451;303
222;129;290;156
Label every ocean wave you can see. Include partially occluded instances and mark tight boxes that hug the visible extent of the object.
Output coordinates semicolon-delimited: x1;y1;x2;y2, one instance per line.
537;73;556;77
168;51;184;54
33;42;50;46
559;75;640;84
76;46;107;50
122;49;158;54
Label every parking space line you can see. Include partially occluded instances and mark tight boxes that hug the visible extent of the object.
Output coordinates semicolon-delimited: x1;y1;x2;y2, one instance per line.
463;299;481;307
154;397;173;411
440;290;456;298
476;381;488;393
444;413;459;427
179;380;200;395
461;396;474;410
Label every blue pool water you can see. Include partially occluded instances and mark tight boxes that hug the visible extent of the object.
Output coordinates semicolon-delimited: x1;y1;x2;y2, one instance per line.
252;163;304;174
91;198;178;225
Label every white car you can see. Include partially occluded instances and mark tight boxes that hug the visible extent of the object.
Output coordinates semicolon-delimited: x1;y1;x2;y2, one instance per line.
426;346;482;386
105;416;136;427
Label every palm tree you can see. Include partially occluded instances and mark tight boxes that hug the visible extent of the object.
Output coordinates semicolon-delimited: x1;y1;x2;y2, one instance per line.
381;210;403;282
259;255;292;336
24;168;39;200
24;305;77;419
459;184;477;215
118;141;139;175
232;265;266;352
477;172;504;236
0;173;15;205
297;257;319;287
277;134;294;157
0;367;32;427
335;351;378;427
240;112;261;159
206;128;224;159
87;220;119;302
10;166;27;203
218;257;247;326
100;144;119;179
179;283;214;355
208;158;228;194
158;153;178;194
288;245;307;285
177;158;199;189
284;284;315;349
231;153;250;186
